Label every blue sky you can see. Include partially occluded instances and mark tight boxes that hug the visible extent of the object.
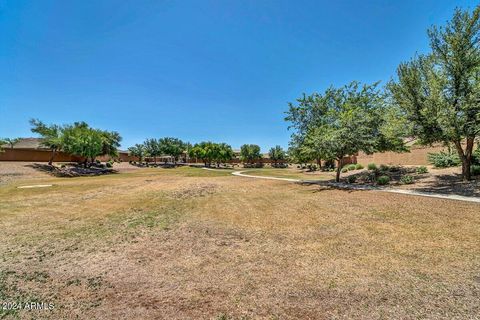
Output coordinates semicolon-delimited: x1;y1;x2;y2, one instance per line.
0;0;477;151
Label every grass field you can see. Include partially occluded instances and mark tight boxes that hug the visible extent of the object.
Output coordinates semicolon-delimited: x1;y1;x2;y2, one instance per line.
1;164;479;319
241;168;334;180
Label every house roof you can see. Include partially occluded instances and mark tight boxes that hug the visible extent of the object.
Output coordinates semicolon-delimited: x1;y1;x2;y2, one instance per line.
1;138;48;150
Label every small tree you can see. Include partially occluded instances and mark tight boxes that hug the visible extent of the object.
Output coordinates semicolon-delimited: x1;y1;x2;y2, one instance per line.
388;7;480;180
216;143;234;166
0;139;5;152
99;130;122;160
143;138;161;164
128;144;146;162
30;119;64;165
240;144;262;165
3;138;21;149
268;145;286;166
159;137;185;164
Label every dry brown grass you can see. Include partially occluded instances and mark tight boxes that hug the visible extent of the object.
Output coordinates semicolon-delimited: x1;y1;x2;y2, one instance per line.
0;163;479;319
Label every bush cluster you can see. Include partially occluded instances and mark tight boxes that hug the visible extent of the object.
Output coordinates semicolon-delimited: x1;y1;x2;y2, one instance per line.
427;151;461;168
367;163;377;170
416;166;428;174
400;175;414;184
376;175;390;185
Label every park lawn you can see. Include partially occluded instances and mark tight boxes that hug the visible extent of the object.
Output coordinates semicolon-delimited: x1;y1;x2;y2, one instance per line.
242;167;334;180
0;164;479;319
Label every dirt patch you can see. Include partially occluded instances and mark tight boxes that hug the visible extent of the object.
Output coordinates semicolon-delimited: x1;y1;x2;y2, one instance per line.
167;183;221;199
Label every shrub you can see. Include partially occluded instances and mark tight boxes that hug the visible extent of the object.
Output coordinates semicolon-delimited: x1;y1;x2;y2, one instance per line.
367;163;377;170
61;164;66;168
106;162;113;168
473;148;480;165
341;167;349;173
416;166;428;174
347;175;357;183
95;159;101;164
347;164;357;171
379;164;390;172
355;163;364;170
307;164;318;171
471;165;480;176
377;175;390;185
400;175;414;184
427;150;461;168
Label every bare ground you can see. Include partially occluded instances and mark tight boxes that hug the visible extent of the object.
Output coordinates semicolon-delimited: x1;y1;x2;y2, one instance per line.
0;162;479;319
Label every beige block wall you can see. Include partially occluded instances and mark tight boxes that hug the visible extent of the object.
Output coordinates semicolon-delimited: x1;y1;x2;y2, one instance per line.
356;145;447;166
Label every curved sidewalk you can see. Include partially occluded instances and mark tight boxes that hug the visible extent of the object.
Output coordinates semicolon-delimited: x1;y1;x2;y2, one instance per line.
230;170;480;204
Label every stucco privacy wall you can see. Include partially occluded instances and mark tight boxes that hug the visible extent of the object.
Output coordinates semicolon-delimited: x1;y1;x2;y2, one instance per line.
356;145;447;166
0;149;137;162
0;148;84;162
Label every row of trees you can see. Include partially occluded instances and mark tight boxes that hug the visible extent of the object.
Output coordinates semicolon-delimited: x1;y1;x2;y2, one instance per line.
128;138;190;164
128;139;288;167
29;119;121;166
287;6;480;181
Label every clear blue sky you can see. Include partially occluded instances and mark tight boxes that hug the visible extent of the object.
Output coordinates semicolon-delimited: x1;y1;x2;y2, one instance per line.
0;0;477;151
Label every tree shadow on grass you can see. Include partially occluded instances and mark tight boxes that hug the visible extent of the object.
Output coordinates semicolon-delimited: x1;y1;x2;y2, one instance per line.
407;173;480;197
298;171;480;197
25;163;118;178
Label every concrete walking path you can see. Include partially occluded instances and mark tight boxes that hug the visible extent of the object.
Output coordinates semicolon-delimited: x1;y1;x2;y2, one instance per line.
226;169;480;204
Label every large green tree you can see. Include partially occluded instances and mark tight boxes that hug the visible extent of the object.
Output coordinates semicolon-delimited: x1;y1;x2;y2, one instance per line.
388;7;480;180
286;82;405;182
30;119;64;165
268;145;286;166
143;138;161;164
128;144;146;162
240;144;262;164
61;123;104;167
159;137;185;164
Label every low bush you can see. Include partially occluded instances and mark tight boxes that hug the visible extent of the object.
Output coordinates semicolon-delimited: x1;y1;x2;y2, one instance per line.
471;165;480;176
473;148;480;165
427;150;461;168
355;163;364;170
307;164;318;171
416;166;428;174
347;164;357;171
341;167;349;173
347;175;357;183
367;163;377;170
106;162;113;168
400;175;414;184
377;175;390;185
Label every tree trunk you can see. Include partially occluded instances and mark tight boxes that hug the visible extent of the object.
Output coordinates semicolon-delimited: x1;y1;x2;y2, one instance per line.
454;139;474;181
335;159;342;182
48;149;56;166
84;159;88;168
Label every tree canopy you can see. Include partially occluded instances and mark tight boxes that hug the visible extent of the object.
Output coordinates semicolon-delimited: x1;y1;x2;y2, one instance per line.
286;82;406;182
240;144;262;164
188;141;233;167
388;6;480;180
268;145;286;165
